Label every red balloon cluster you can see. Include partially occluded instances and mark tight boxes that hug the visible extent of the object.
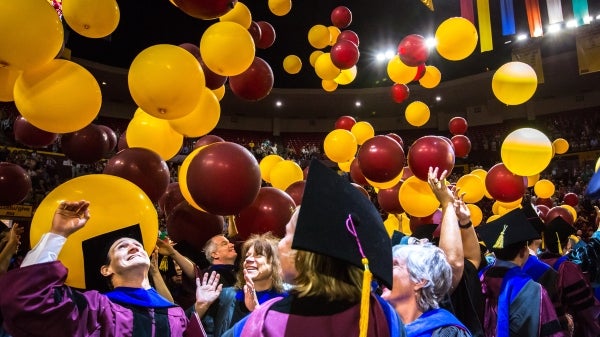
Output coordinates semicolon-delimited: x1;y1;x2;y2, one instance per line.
13;115;58;148
235;187;296;240
485;163;525;202
407;136;455;181
173;0;237;20
390;83;410;104
535;198;554;209
0;162;32;206
98;125;118;153
334;115;356;131
546;206;574;225
377;181;404;214
535;204;550;220
448;117;468;135
167;201;225;249
357;135;405;183
330;6;352;28
117;131;128;152
256;21;276;49
330;39;360;69
337;30;359;46
562;192;578;207
397;34;429;67
451;135;471;158
61;124;110;164
386;133;404;148
229;57;274;101
350;158;368;186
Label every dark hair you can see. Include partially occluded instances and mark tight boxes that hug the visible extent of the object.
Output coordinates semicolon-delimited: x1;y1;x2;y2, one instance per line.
493;241;526;261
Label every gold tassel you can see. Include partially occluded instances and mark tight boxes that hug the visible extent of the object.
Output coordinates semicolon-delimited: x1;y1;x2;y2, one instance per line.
556;232;563;255
493;225;508;249
541;232;545;250
159;256;169;272
359;257;372;337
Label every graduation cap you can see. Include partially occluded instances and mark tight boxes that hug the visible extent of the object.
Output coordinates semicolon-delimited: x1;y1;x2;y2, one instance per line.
522;201;545;234
82;224;144;293
476;208;540;251
411;223;439;241
543;216;576;254
391;230;407;246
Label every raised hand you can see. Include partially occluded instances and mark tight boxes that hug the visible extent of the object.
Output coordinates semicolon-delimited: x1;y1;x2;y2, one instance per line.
156;237;176;257
453;189;471;226
51;200;90;238
427;167;454;207
195;271;222;306
242;268;259;311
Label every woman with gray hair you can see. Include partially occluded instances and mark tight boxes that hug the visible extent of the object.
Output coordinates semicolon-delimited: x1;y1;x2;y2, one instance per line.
383;243;472;337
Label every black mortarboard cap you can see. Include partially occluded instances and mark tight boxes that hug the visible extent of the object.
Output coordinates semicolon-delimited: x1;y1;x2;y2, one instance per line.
476;208;540;250
293;160;393;288
411;223;439;241
391;230;406;246
543;216;576;254
82;224;143;293
522;202;545;234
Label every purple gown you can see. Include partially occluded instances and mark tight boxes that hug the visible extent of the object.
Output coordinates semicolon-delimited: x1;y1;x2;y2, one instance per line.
0;261;205;337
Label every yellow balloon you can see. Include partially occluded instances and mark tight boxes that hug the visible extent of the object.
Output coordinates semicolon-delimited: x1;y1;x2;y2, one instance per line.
270;160;304;190
435;17;478;61
350;121;375;145
387;55;418;84
527;174;540;187
338;159;352;172
30;174;158;289
310;50;324;67
384;213;400;237
219;1;252;28
126;108;183;161
283;55;302;74
62;0;120;38
496;198;522;210
501;128;552;176
552;138;569;154
560;204;577;223
179;147;207;211
324;129;358;163
169;88;220;137
399;176;440;217
128;44;205;120
534;179;555;199
470;168;487;181
467;204;483;226
268;0;292;16
212;85;226;101
455;174;485;203
492;62;538;105
14;59;101;133
315;53;341;80
308;24;331;49
322;79;338;92
367;173;403;189
259;154;284;183
328;26;341;46
0;0;63;71
486;214;501;223
419;65;441;89
405;101;430;127
0;67;21;102
334;66;357;85
200;21;255;76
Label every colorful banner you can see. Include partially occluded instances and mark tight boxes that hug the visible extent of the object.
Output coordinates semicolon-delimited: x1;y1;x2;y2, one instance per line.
546;0;564;24
500;0;516;35
512;44;545;83
525;0;543;37
576;24;600;74
0;205;33;218
460;0;475;24
477;0;493;52
572;0;590;26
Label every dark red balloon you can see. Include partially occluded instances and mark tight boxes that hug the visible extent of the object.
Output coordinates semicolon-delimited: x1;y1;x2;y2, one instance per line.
186;142;261;215
535;198;554;210
398;34;429;67
448;117;468;135
535;204;550;221
13;115;58;148
61;124;110;164
235;187;296;240
194;134;225;148
413;63;426;81
117;131;128;151
402;166;414;180
386;133;404;148
377;181;404;214
173;0;237;19
0;162;32;206
546;206;574;225
284;180;305;206
330;39;359;70
178;43;201;58
407;136;455;181
349;158;368;186
337;30;359;46
158;182;185;218
103;147;170;203
198;56;228;90
256;21;276;49
167;201;224;249
451;135;471;158
562;192;578;207
98;125;118;153
358;135;405;183
485;163;525;202
390;83;410;103
248;21;262;45
330;6;352;28
334;115;356;130
229;57;273;101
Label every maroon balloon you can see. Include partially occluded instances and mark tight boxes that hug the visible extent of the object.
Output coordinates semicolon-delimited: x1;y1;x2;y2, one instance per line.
117;131;128;151
334;115;356;130
256;21;276;49
390;83;410;103
167;201;224;249
451;135;471;158
330;39;360;69
546;206;574;225
186;142;261;215
194;134;225;148
448;117;468;135
103;147;170;203
235;187;296;240
178;42;201;58
330;6;352;28
535;204;550;221
284;180;305;206
386;133;404;148
397;34;429;67
0;162;32;206
173;0;237;19
98;125;118;153
535;198;554;210
402;166;414;180
562;192;579;207
407;136;455;181
248;21;262;45
337;30;359;46
413;63;426;81
377;181;404;214
61;124;110;164
349;158;368;186
13;115;58;148
198;56;228;90
357;135;405;183
158;182;185;218
485;163;525;202
229;57;273;101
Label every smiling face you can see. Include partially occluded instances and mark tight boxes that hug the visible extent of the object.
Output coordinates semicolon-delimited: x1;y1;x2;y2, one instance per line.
101;238;150;277
244;246;273;283
381;256;417;306
211;235;238;265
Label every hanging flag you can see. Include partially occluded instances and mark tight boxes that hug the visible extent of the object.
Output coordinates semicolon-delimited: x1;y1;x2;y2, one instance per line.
525;0;543;37
512;43;545;83
461;0;475;24
546;0;564;24
500;0;516;36
576;24;600;74
572;0;590;26
477;0;493;52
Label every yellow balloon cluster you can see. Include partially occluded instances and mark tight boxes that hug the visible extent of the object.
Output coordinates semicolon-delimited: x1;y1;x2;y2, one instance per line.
169;88;221;137
335;66;357;85
435;17;478;61
270;160;304;190
62;0;120;38
405;101;430;127
259;154;284;183
308;25;331;49
126;108;183;160
492;62;538;105
387;55;418;85
324;129;357;163
350;121;375;145
310;51;324;67
200;21;255;76
315;53;341;80
501;128;552;176
399;176;440;217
